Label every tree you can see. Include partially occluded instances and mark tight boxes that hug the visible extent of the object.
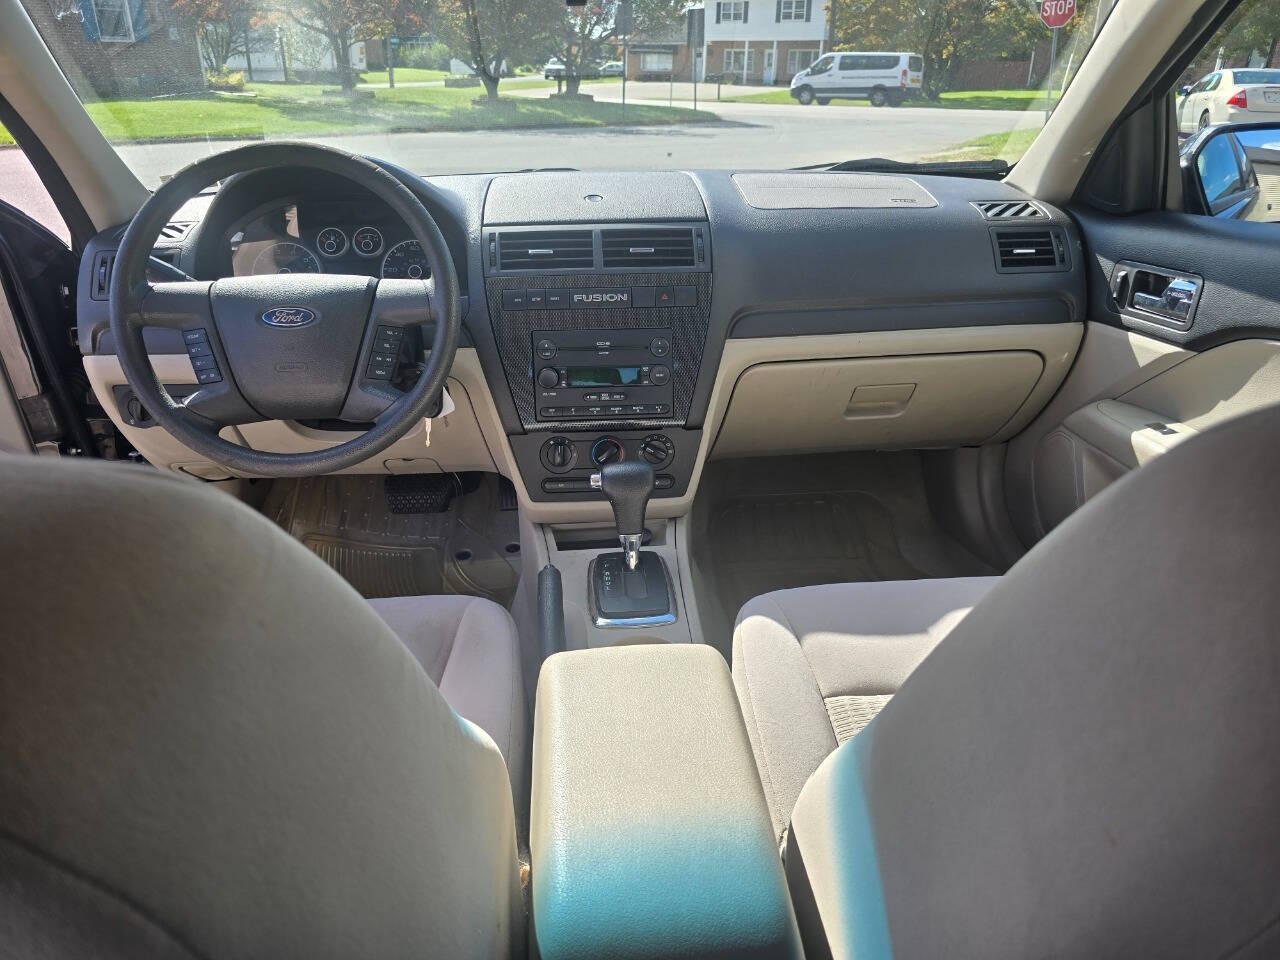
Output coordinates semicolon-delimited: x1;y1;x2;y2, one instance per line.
438;0;559;101
552;0;686;95
1204;2;1280;68
834;0;1054;99
173;0;257;72
281;0;436;91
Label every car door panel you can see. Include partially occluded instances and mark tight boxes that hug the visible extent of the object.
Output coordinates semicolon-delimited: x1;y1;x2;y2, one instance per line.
1005;206;1280;542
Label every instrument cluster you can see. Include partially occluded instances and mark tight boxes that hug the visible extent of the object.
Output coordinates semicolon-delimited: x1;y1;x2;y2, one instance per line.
228;200;431;281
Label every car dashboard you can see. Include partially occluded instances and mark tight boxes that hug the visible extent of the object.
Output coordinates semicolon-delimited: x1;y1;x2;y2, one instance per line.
76;164;1087;523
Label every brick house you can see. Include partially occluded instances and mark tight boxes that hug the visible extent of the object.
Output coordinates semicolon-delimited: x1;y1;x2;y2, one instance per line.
24;0;205;97
626;9;700;82
703;0;831;85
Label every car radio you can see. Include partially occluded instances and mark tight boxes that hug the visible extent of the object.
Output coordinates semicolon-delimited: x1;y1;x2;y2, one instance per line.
533;328;674;421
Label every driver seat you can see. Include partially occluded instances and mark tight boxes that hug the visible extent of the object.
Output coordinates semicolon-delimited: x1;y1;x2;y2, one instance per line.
0;455;525;959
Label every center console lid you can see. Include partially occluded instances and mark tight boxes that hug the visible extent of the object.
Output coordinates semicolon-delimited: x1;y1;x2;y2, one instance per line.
531;645;803;959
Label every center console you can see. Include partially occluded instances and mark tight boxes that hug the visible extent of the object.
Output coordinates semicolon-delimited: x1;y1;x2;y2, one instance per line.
483;221;712;504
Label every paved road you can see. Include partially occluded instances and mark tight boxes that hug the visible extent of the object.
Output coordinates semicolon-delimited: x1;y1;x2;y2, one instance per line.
1;98;1039;235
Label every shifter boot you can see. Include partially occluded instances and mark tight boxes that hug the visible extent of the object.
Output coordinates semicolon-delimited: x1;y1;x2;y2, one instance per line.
592;552;671;620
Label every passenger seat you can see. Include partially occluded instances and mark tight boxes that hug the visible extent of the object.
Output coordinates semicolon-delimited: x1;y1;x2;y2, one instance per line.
733;577;998;838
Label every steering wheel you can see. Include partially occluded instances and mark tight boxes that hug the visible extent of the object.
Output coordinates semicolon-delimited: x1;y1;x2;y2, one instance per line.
109;142;460;477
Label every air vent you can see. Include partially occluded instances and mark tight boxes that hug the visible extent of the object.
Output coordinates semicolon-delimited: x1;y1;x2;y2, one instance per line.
601;227;695;269
974;200;1045;220
497;230;594;270
992;228;1068;273
158;221;196;242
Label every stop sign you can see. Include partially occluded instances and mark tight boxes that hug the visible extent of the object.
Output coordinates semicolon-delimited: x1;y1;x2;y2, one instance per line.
1041;0;1076;29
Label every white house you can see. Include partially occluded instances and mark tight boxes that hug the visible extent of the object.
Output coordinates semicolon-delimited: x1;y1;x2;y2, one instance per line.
702;0;830;84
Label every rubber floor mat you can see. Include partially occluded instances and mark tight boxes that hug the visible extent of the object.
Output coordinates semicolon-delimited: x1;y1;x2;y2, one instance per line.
711;491;924;623
262;474;519;604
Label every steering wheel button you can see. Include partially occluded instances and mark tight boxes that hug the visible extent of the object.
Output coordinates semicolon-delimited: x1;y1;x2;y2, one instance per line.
190;354;217;371
196;368;222;384
186;341;212;358
367;363;394;380
182;328;208;344
376;325;404;339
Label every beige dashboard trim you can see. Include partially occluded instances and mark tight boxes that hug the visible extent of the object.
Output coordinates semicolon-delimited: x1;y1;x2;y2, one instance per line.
87;324;1081;524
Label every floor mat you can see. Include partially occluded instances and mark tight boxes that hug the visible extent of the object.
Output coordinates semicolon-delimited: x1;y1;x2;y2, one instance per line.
262;473;520;605
692;451;998;653
711;491;924;624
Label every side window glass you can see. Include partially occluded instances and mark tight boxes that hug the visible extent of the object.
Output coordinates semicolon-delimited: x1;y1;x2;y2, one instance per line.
1175;0;1280;222
1198;134;1245;205
838;55;857;71
809;56;832;75
0;129;71;247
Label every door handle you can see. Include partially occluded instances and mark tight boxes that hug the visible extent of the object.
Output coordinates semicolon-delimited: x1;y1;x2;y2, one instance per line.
1110;260;1203;330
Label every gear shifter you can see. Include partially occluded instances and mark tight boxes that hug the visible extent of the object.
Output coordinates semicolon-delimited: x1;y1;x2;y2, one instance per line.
588;460;674;626
590;460;654;570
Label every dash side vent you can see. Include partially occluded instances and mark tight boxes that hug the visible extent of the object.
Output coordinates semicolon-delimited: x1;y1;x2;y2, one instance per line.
991;227;1069;273
497;230;594;270
158;221;196;242
601;227;695;269
974;200;1046;220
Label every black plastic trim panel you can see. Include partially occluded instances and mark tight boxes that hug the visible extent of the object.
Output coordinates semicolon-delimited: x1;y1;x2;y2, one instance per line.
1071;206;1280;350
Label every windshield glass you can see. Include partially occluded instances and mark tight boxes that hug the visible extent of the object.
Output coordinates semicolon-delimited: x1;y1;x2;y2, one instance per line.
10;0;1107;185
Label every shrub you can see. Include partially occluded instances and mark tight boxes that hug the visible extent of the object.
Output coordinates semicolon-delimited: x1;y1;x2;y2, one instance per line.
206;68;245;92
401;41;452;71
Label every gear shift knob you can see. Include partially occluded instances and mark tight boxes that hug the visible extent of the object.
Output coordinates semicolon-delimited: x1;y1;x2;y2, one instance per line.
590;461;654;570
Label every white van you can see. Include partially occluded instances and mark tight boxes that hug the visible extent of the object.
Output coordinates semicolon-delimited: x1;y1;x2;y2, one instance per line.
790;51;923;106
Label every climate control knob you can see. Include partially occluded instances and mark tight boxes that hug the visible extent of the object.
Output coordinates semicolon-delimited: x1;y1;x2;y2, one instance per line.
537;367;560;389
591;436;625;466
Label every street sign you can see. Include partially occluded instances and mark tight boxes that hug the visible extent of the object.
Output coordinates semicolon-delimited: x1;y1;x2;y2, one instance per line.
1040;0;1076;29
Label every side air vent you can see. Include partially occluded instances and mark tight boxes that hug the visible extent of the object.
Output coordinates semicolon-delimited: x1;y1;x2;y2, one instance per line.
974;200;1045;220
601;227;696;269
991;227;1068;273
497;230;594;270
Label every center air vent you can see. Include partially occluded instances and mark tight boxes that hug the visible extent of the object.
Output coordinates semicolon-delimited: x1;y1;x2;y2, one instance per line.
158;221;196;242
991;227;1068;273
974;200;1045;220
497;230;594;270
601;227;695;268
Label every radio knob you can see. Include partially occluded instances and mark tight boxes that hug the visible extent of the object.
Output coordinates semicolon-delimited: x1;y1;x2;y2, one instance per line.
649;364;671;386
591;436;625;466
537;367;560;389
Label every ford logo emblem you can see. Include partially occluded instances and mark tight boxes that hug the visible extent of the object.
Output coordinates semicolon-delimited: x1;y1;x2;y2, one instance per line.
261;306;317;328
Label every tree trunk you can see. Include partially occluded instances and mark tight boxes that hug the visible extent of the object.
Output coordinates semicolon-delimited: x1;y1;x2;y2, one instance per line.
480;71;500;100
565;75;582;95
331;32;354;91
387;39;395;88
1268;36;1279;69
244;26;255;82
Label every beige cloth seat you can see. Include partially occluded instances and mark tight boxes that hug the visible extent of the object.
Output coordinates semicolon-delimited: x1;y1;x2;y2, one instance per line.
733;576;998;837
369;594;527;793
0;455;525;959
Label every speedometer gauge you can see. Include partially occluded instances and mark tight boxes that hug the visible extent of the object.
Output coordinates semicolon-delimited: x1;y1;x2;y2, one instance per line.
380;240;431;280
251;242;322;275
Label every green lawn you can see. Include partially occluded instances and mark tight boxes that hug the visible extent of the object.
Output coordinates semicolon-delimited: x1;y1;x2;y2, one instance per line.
924;128;1041;164
358;67;450;84
722;87;1052;111
0;80;710;147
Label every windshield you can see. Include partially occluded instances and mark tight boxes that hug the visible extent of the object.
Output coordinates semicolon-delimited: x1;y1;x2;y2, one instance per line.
10;0;1106;186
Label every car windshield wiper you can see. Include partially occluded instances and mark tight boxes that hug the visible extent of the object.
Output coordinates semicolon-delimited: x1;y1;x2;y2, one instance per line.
793;157;1010;179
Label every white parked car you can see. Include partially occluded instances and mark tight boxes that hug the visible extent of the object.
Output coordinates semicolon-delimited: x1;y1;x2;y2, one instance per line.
790;51;923;106
600;61;624;77
1178;68;1280;133
544;57;566;80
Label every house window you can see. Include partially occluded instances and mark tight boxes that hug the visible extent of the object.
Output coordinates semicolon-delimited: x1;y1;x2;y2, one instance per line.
787;49;818;74
723;49;755;74
92;0;135;42
778;0;807;21
719;1;747;23
641;52;673;72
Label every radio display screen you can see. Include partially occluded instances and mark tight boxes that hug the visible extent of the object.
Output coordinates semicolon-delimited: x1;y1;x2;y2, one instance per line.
566;366;643;387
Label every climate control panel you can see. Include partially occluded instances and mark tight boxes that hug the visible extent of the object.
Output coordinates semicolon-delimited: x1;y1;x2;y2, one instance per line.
530;430;687;498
